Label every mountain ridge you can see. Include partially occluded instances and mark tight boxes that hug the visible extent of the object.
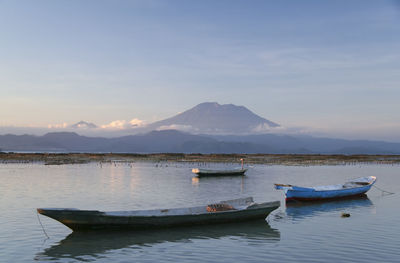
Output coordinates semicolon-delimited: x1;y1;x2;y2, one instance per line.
1;130;400;154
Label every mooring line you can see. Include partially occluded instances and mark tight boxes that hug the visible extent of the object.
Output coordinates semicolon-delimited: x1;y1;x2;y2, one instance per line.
373;184;395;195
37;211;49;239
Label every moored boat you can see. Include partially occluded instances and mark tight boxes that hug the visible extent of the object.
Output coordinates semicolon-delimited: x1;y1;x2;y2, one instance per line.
192;168;247;177
192;158;247;177
37;197;280;231
275;176;376;202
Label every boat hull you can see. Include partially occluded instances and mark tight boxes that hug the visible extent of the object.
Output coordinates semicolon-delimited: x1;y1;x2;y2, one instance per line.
37;201;279;231
193;169;247;177
285;184;373;202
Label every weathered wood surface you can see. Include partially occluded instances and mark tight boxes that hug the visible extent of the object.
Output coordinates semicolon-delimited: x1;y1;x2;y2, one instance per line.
37;198;280;231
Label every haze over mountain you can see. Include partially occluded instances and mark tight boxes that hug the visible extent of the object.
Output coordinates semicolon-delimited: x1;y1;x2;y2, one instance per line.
144;102;279;135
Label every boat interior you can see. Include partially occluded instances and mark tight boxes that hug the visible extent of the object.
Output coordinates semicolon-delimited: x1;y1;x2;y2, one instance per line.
104;197;255;217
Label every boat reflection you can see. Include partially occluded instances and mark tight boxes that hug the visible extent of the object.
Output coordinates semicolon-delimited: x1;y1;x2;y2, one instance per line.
191;176;246;191
285;195;374;220
39;220;279;260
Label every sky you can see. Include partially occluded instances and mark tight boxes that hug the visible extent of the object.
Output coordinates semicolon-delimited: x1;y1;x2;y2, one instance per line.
1;0;400;141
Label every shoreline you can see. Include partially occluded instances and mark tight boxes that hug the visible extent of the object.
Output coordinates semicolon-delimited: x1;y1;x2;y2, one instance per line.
1;152;400;166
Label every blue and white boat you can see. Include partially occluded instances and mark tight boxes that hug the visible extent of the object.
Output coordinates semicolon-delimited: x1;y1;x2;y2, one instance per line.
275;176;376;202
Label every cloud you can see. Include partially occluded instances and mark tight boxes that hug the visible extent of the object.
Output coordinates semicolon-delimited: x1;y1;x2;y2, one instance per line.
47;123;68;129
101;120;126;129
251;123;286;134
156;124;197;133
101;118;146;130
129;118;145;127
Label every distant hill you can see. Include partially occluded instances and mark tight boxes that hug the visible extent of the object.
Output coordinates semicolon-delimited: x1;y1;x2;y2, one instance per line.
1;130;400;154
0;132;109;152
209;134;400;154
144;102;279;134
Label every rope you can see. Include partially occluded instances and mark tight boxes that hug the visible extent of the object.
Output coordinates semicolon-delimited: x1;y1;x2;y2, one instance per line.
373;184;395;195
37;211;49;239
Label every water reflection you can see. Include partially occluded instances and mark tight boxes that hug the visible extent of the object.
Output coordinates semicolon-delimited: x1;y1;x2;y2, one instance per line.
191;176;246;192
191;177;200;185
285;195;374;221
38;220;279;261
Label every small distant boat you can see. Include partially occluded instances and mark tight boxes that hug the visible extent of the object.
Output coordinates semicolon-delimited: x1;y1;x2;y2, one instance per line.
192;158;247;177
37;197;280;231
192;168;247;177
275;176;377;202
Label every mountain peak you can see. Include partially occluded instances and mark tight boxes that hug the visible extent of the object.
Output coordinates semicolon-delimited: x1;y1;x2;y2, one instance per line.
146;102;279;135
70;121;97;129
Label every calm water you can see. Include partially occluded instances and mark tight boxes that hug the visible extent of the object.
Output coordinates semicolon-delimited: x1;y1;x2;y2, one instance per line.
0;162;398;262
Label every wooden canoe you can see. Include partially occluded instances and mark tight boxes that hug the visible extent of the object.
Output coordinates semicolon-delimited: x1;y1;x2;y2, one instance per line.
37;197;280;231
